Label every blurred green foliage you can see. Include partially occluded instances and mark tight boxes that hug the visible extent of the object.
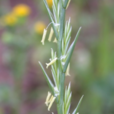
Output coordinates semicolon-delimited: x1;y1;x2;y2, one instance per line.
0;0;114;114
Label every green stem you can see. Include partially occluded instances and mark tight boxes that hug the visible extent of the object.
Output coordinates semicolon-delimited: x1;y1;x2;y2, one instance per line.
57;1;66;113
59;72;65;114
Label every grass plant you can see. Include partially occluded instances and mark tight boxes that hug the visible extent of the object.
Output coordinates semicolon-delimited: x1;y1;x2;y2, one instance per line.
39;0;83;113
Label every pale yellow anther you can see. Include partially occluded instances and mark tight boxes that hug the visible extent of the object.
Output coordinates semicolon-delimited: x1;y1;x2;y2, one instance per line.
41;29;47;45
48;27;54;42
45;92;51;106
66;0;71;9
45;92;56;111
46;57;58;68
48;96;56;111
53;38;57;43
66;63;70;76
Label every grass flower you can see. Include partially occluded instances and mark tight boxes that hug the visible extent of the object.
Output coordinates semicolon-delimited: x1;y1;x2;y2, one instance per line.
41;29;47;45
48;96;56;111
13;4;31;17
45;92;51;106
46;57;58;68
48;27;54;42
34;22;46;35
45;92;56;111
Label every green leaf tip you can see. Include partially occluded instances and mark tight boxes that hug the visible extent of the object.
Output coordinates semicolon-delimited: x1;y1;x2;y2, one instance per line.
72;95;84;114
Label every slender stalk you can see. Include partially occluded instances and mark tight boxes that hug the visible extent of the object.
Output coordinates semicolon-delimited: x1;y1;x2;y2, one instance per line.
59;72;65;114
57;1;66;113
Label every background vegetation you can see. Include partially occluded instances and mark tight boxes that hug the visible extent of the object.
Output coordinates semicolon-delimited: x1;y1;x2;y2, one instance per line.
0;0;114;114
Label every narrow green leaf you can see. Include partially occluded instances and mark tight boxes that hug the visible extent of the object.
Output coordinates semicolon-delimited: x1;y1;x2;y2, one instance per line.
64;37;71;54
72;95;84;114
43;0;59;40
43;0;53;21
63;27;81;73
66;104;71;114
39;62;54;94
65;93;72;112
67;83;71;97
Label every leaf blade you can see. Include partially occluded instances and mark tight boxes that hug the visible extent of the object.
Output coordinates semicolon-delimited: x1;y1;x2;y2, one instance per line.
72;95;84;114
39;62;54;94
63;27;82;73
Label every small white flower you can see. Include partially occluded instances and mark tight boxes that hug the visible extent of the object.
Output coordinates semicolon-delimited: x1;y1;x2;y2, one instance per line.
41;29;47;45
46;57;58;68
48;27;54;42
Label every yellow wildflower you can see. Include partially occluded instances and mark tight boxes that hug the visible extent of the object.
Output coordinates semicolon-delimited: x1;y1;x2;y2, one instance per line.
13;4;31;17
46;0;53;8
3;13;17;26
34;22;46;35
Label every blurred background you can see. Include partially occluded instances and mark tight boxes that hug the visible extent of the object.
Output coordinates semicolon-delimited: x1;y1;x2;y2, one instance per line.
0;0;114;114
